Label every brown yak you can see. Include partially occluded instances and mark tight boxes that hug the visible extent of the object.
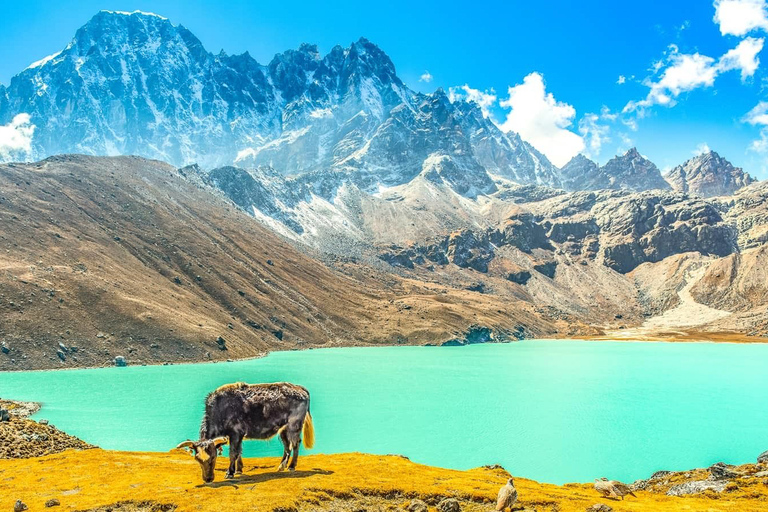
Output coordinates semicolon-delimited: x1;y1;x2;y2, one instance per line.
176;382;314;483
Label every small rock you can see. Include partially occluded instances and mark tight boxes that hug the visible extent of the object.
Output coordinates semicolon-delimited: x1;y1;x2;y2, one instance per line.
114;356;127;367
1;342;10;354
227;323;234;330
0;409;10;422
586;505;613;512
14;500;28;512
266;259;274;266
758;450;768;464
709;462;737;480
96;332;106;339
437;498;461;512
56;350;66;362
173;276;182;285
406;499;427;512
45;499;60;508
667;479;727;496
216;336;227;351
39;419;49;425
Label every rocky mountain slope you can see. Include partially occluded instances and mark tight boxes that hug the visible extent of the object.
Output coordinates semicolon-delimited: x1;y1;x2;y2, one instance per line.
0;10;558;193
560;148;671;192
0;11;766;369
0;155;580;371
666;151;756;198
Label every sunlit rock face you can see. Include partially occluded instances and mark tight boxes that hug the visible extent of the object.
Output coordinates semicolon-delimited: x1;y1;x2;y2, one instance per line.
666;151;756;198
0;10;557;195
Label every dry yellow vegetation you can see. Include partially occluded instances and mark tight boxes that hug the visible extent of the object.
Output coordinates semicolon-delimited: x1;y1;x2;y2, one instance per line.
2;449;768;512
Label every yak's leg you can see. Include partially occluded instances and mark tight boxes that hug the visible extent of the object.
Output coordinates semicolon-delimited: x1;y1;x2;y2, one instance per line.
236;453;244;475
277;429;291;471
287;423;302;471
226;434;243;479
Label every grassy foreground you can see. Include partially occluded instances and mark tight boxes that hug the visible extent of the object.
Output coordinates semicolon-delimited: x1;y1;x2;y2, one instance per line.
2;449;768;511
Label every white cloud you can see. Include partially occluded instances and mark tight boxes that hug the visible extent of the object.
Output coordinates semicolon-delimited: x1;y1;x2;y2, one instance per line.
419;71;433;83
714;0;768;36
750;129;768;152
617;75;626;84
624;39;763;113
719;37;764;79
744;100;768;124
448;84;497;118
498;72;584;166
0;114;35;161
744;102;768;153
693;142;712;155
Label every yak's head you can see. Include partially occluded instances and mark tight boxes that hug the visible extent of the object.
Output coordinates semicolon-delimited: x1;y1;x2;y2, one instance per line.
176;437;228;483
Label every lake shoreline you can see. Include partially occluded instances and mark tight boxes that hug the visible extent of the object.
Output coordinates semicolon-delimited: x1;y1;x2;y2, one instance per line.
2;330;766;373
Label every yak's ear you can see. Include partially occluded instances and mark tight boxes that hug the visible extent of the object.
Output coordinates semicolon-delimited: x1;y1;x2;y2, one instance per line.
175;440;196;453
213;436;229;448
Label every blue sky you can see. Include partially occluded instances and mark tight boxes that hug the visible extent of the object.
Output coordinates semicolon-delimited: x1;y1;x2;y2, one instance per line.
1;0;767;176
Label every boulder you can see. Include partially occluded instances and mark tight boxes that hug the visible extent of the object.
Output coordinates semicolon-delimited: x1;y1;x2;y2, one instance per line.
407;499;428;512
437;498;461;512
758;450;768;464
709;462;737;480
0;409;10;422
506;269;532;285
666;480;727;496
586;505;613;512
533;261;557;279
114;356;127;367
45;499;61;508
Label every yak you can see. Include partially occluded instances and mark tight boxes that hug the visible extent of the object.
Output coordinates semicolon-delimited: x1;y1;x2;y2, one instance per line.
176;382;314;483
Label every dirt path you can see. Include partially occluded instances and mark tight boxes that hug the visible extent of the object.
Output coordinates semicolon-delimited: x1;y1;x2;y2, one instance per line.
606;264;732;339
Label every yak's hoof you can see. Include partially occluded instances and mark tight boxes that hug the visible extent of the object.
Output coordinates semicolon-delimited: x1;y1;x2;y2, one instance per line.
225;473;235;479
287;467;296;472
235;471;243;476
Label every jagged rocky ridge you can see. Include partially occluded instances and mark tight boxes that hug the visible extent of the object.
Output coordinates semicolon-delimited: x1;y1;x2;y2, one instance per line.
666;151;756;198
0;10;559;195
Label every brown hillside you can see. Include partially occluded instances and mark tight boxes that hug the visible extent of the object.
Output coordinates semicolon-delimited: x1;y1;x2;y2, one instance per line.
0;155;563;370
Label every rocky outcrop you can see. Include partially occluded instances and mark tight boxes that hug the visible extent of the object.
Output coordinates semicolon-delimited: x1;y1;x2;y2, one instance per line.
560;149;671;192
666;151;755;198
597;148;671;192
592;192;737;273
559;154;601;191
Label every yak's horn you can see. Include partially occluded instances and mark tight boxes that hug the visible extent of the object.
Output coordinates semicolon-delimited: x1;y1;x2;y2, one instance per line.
213;436;229;447
175;440;195;451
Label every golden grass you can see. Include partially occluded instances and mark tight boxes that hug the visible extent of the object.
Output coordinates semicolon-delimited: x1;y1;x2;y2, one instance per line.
2;450;768;511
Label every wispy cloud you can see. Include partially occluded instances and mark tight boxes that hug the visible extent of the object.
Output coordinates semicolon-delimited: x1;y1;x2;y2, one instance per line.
693;142;712;155
448;84;497;117
624;38;763;113
0;114;35;161
419;71;433;83
617;75;626;85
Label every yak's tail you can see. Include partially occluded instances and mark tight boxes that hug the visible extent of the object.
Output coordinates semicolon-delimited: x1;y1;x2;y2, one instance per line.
302;411;315;449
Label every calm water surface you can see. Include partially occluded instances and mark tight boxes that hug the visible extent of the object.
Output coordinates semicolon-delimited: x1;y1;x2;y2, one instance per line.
1;340;767;484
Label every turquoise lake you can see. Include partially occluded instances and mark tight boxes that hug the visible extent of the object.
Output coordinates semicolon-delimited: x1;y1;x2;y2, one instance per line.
1;340;767;484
